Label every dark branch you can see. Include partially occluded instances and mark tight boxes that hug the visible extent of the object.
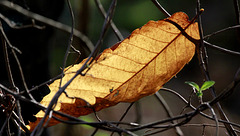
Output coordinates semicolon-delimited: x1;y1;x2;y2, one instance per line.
0;0;94;52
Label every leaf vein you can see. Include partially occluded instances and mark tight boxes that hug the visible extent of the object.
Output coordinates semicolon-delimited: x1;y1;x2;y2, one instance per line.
97;62;136;73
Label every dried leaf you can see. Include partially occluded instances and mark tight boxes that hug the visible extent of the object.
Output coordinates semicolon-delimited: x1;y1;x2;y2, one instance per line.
28;12;199;130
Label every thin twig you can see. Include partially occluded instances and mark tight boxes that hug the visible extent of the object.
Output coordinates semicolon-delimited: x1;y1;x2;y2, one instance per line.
90;128;99;136
155;92;184;136
127;104;200;132
134;101;142;123
233;0;240;24
0;105;14;136
16;101;22;136
1;31;15;89
128;96;237;133
32;0;75;135
94;0;124;41
160;87;240;129
52;115;137;136
2;30;23;136
203;25;240;57
30;0;118;135
19;73;63;95
118;103;134;124
0;22;21;54
0;0;94;52
0;13;45;29
151;0;171;17
196;1;237;135
210;67;240;107
0;84;135;133
203;103;219;136
11;111;30;134
204;25;240;39
233;0;240;41
59;0;75;89
110;102;134;136
2;82;240;135
204;41;240;56
0;21;36;102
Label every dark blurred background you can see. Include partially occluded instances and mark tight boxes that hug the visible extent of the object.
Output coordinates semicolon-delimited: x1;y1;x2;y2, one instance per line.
0;0;240;135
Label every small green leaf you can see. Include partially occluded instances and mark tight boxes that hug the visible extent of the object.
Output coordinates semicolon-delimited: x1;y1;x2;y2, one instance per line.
185;81;200;91
200;81;215;91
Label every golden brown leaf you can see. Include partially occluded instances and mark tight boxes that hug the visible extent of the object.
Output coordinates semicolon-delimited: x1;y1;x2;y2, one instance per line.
28;12;199;130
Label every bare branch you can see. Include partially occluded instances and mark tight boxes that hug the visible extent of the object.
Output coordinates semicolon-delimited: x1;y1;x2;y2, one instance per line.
0;21;36;103
204;41;240;56
204;25;240;39
0;13;45;29
31;0;119;135
155;92;184;136
196;1;236;135
59;0;75;89
203;103;219;136
0;0;94;52
94;0;124;41
1;0;240;135
151;0;171;17
233;0;240;45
